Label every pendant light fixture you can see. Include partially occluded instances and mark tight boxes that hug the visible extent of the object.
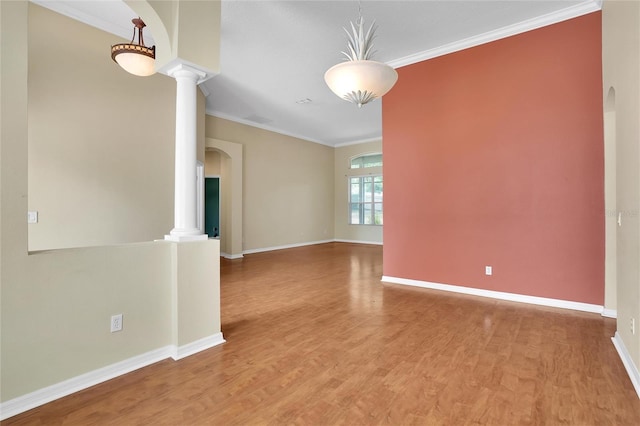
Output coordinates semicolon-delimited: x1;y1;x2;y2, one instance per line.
324;5;398;107
111;18;156;77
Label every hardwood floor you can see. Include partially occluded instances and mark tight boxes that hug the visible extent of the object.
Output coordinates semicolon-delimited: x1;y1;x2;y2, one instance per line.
3;242;639;425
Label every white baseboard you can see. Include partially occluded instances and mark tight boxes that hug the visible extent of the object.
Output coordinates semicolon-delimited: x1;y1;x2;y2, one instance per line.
381;276;604;314
611;332;640;399
221;252;244;259
0;346;172;420
243;239;383;255
333;239;383;246
222;239;384;258
243;239;334;255
0;333;226;421
171;332;225;360
602;308;617;319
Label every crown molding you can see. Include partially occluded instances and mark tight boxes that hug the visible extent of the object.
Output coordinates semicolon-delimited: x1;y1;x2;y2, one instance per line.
334;136;382;148
388;0;602;69
205;110;335;147
31;0;143;42
207;109;384;148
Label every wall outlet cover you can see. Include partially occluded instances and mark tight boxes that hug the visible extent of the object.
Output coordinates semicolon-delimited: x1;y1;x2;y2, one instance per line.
110;314;123;333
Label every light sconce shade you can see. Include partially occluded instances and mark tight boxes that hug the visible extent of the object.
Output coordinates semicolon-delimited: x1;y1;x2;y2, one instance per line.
324;14;398;107
111;18;155;77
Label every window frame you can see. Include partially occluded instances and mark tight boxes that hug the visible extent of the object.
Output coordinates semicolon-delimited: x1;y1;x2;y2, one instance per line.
348;174;383;226
349;152;383;169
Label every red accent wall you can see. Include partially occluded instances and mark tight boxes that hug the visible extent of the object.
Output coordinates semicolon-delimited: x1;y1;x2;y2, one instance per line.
382;13;604;304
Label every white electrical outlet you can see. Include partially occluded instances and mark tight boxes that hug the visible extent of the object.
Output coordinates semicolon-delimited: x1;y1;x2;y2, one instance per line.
110;314;123;333
631;318;636;335
485;266;492;276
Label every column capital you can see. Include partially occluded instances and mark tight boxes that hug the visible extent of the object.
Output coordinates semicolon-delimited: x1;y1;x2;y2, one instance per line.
159;59;217;84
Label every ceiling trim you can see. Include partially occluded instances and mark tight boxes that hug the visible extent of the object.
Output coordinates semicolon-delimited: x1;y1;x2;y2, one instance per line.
334;137;383;148
205;110;335;147
31;0;134;41
388;0;603;69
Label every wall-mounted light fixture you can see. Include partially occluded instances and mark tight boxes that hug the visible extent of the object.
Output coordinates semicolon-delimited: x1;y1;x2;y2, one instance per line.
111;18;155;77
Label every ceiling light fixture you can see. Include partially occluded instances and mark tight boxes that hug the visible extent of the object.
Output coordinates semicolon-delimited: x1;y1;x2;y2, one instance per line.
324;5;398;108
111;18;156;77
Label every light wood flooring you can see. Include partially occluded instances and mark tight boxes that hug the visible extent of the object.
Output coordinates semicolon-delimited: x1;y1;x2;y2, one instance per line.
3;242;640;425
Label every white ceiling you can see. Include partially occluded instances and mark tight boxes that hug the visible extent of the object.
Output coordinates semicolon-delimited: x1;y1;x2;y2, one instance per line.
33;0;601;146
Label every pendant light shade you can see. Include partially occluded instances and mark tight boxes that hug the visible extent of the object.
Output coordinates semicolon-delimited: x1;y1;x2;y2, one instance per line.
111;18;156;77
324;60;398;107
324;12;397;107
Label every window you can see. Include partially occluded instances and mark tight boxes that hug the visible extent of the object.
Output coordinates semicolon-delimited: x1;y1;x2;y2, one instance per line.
350;153;382;169
350;176;383;225
348;153;383;225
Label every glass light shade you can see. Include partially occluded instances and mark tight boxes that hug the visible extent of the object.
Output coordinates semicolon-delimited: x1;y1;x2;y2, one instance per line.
111;44;155;77
324;60;398;107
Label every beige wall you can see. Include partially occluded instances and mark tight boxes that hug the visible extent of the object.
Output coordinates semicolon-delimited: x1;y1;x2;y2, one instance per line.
602;0;640;370
604;105;617;312
1;1;220;411
205;150;222;175
334;141;383;244
174;0;221;73
27;5;176;251
173;240;221;346
205;116;334;252
125;1;220;74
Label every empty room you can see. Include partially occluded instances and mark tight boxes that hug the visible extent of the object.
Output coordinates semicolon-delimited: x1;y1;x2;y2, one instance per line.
1;0;640;424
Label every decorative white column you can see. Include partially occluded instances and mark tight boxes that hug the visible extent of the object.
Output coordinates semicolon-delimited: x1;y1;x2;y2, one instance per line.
165;64;208;242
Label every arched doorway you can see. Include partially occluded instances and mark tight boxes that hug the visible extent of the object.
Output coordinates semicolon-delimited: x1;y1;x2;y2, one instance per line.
205;139;244;258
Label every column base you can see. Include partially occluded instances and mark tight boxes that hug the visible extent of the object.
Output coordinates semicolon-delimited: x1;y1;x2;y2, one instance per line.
165;230;208;242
